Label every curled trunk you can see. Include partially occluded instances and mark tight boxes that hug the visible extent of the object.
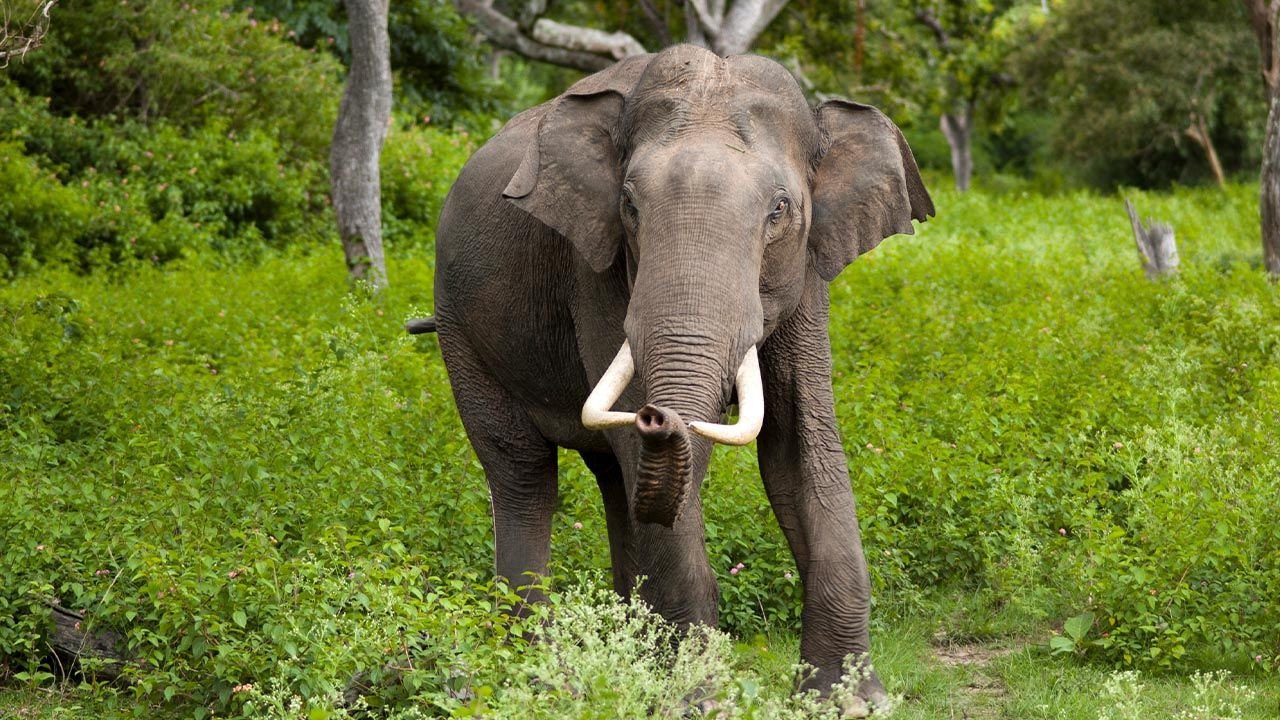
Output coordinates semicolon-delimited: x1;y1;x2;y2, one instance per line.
633;404;694;527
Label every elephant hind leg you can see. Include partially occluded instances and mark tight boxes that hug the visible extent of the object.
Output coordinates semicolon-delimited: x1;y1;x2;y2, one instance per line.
438;327;558;609
580;451;635;598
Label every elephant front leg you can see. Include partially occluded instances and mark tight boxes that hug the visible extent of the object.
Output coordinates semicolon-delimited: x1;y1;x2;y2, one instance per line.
756;276;887;712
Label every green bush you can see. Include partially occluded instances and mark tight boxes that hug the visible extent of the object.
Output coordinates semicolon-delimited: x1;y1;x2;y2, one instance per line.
243;0;510;129
0;142;91;276
827;184;1280;669
4;0;342;159
1;36;476;276
0;100;334;274
380;122;480;248
234;582;885;719
0;0;356;276
0;253;501;713
1;185;1277;715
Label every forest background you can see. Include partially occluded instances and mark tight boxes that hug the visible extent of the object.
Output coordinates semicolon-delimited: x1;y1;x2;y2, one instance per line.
1;1;1278;718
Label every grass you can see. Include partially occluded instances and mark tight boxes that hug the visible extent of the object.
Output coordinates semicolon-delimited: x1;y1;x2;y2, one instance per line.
2;182;1277;716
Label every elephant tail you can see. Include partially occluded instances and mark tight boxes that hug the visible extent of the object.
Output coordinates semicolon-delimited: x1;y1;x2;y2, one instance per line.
405;317;438;334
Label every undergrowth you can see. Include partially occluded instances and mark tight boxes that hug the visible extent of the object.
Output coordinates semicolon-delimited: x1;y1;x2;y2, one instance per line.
1;183;1277;714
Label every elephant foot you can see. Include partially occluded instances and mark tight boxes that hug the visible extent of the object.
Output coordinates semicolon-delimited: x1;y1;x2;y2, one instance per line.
840;695;870;718
803;660;892;717
856;671;890;709
846;671;891;716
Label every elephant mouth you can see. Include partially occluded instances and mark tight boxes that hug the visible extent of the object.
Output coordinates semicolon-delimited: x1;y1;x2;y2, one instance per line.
581;340;763;526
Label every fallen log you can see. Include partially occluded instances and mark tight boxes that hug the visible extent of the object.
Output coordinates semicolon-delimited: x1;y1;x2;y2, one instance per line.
49;604;128;681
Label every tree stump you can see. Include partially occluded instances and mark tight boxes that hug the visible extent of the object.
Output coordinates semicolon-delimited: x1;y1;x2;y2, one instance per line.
1125;199;1179;278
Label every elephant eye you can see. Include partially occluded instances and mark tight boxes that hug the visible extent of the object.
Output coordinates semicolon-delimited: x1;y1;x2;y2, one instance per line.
621;194;639;227
768;198;790;224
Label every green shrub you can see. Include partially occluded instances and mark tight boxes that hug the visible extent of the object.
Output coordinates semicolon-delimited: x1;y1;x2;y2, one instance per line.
380;122;480;249
0;100;334;274
0;142;91;276
828;184;1279;669
235;582;887;719
1;184;1277;716
4;0;342;159
0;76;478;275
243;0;510;129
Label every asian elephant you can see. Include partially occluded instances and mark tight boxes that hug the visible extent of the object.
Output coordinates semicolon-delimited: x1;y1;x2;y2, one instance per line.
425;44;933;708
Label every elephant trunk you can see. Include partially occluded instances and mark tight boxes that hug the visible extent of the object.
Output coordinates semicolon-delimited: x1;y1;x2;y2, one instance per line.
633;404;693;527
580;340;764;527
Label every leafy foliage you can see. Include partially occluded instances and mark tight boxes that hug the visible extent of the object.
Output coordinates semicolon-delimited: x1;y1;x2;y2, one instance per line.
2;178;1278;716
833;184;1280;671
241;0;509;128
0;51;466;277
1;3;1279;713
0;0;350;277
1015;0;1261;187
0;87;332;276
3;0;342;157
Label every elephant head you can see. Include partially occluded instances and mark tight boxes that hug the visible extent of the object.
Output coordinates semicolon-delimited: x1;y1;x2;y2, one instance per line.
504;45;933;527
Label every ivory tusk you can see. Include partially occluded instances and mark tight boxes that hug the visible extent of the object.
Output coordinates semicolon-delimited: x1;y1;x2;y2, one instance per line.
581;341;638;430
688;346;764;446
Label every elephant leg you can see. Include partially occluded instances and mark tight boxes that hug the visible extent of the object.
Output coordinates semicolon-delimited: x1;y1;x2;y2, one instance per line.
629;498;720;628
437;328;558;609
756;273;887;707
602;433;719;628
580;451;635;598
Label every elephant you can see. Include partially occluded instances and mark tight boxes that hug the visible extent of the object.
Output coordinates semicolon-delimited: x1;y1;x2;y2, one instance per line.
422;43;933;708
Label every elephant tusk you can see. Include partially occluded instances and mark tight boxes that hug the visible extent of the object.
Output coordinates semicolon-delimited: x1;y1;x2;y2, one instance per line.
581;341;638;430
688;346;764;446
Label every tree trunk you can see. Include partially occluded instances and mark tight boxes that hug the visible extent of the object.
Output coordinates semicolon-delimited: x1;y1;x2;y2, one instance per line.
713;0;788;55
1243;0;1280;278
1186;114;1226;188
1263;95;1280;276
940;106;973;192
331;0;391;291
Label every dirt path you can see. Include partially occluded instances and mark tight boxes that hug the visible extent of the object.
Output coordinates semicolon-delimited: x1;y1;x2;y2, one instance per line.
929;636;1023;719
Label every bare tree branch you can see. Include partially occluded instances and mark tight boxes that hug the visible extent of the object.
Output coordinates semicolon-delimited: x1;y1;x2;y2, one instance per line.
455;0;646;73
456;0;787;72
686;0;722;33
637;0;672;47
0;0;55;67
914;8;950;50
512;0;546;31
685;0;709;46
531;17;646;59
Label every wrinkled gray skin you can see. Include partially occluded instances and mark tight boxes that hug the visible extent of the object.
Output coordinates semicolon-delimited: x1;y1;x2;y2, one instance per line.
433;44;933;705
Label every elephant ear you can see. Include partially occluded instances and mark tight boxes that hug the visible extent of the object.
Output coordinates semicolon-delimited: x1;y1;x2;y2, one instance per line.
503;56;652;273
808;100;935;282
